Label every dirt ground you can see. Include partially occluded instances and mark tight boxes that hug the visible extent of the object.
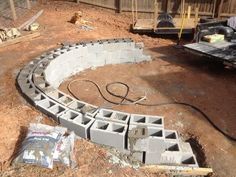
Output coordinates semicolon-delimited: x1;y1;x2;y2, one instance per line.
0;1;236;177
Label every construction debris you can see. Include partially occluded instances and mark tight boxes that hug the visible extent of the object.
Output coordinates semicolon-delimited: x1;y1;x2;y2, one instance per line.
79;24;95;31
0;28;21;42
18;10;44;30
26;22;40;31
0;32;40;48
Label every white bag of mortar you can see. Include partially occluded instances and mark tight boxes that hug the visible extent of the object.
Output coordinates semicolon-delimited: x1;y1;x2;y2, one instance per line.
13;123;67;169
53;131;76;167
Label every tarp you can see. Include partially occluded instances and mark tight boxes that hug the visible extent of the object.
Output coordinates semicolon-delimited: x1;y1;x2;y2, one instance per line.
227;16;236;30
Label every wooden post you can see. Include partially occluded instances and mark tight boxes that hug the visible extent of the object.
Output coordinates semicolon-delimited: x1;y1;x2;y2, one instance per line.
195;7;199;26
9;0;17;20
132;0;135;28
212;0;216;18
26;0;31;9
153;0;158;31
218;0;223;18
166;0;169;13
135;0;138;21
118;0;122;13
181;0;185;18
187;6;191;19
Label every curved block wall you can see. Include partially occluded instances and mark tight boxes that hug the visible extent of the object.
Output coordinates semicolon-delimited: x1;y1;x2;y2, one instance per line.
17;38;198;167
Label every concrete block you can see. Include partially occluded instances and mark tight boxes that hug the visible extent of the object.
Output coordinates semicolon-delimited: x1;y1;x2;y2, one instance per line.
36;97;67;121
164;130;179;141
68;100;98;116
90;120;128;149
95;109;130;124
18;81;43;103
87;42;104;53
130;114;164;128
17;71;31;81
59;110;94;139
128;125;165;152
144;151;162;165
179;141;193;154
145;142;182;165
135;42;144;49
181;154;198;167
33;67;45;77
47;90;74;106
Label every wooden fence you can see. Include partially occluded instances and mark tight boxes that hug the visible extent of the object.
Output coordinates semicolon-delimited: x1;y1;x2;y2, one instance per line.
78;0;236;18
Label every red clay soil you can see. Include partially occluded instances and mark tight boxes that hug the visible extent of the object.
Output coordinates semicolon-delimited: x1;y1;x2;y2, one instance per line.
0;1;236;177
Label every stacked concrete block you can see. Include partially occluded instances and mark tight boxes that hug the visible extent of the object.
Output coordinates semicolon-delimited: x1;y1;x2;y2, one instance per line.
36;97;67;121
59;110;94;139
68;100;98;116
95;109;130;124
90;120;128;149
47;90;74;106
130;114;164;128
128;125;165;152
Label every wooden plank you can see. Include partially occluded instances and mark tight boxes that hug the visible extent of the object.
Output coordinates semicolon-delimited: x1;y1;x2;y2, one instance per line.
26;0;31;9
118;0;122;13
142;165;213;176
132;0;135;28
212;0;216;18
218;0;224;18
18;10;44;30
153;0;158;30
79;1;117;10
195;6;199;27
0;32;40;48
187;6;191;19
9;0;17;21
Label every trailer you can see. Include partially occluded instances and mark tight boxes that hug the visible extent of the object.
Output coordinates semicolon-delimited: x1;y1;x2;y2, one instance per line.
131;0;217;35
183;19;236;68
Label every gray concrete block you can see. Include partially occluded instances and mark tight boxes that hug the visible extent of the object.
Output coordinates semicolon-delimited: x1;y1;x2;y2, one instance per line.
87;42;104;53
47;90;74;106
59;110;94;139
130;114;164;128
90;120;128;149
179;141;193;154
68;100;98;116
36;97;67;121
145;142;182;165
128;125;165;152
181;154;198;167
144;151;162;165
164;130;179;141
95;109;130;124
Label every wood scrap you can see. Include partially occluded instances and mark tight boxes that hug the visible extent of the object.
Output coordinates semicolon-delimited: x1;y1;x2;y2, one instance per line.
141;165;213;176
0;32;40;48
18;10;44;30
